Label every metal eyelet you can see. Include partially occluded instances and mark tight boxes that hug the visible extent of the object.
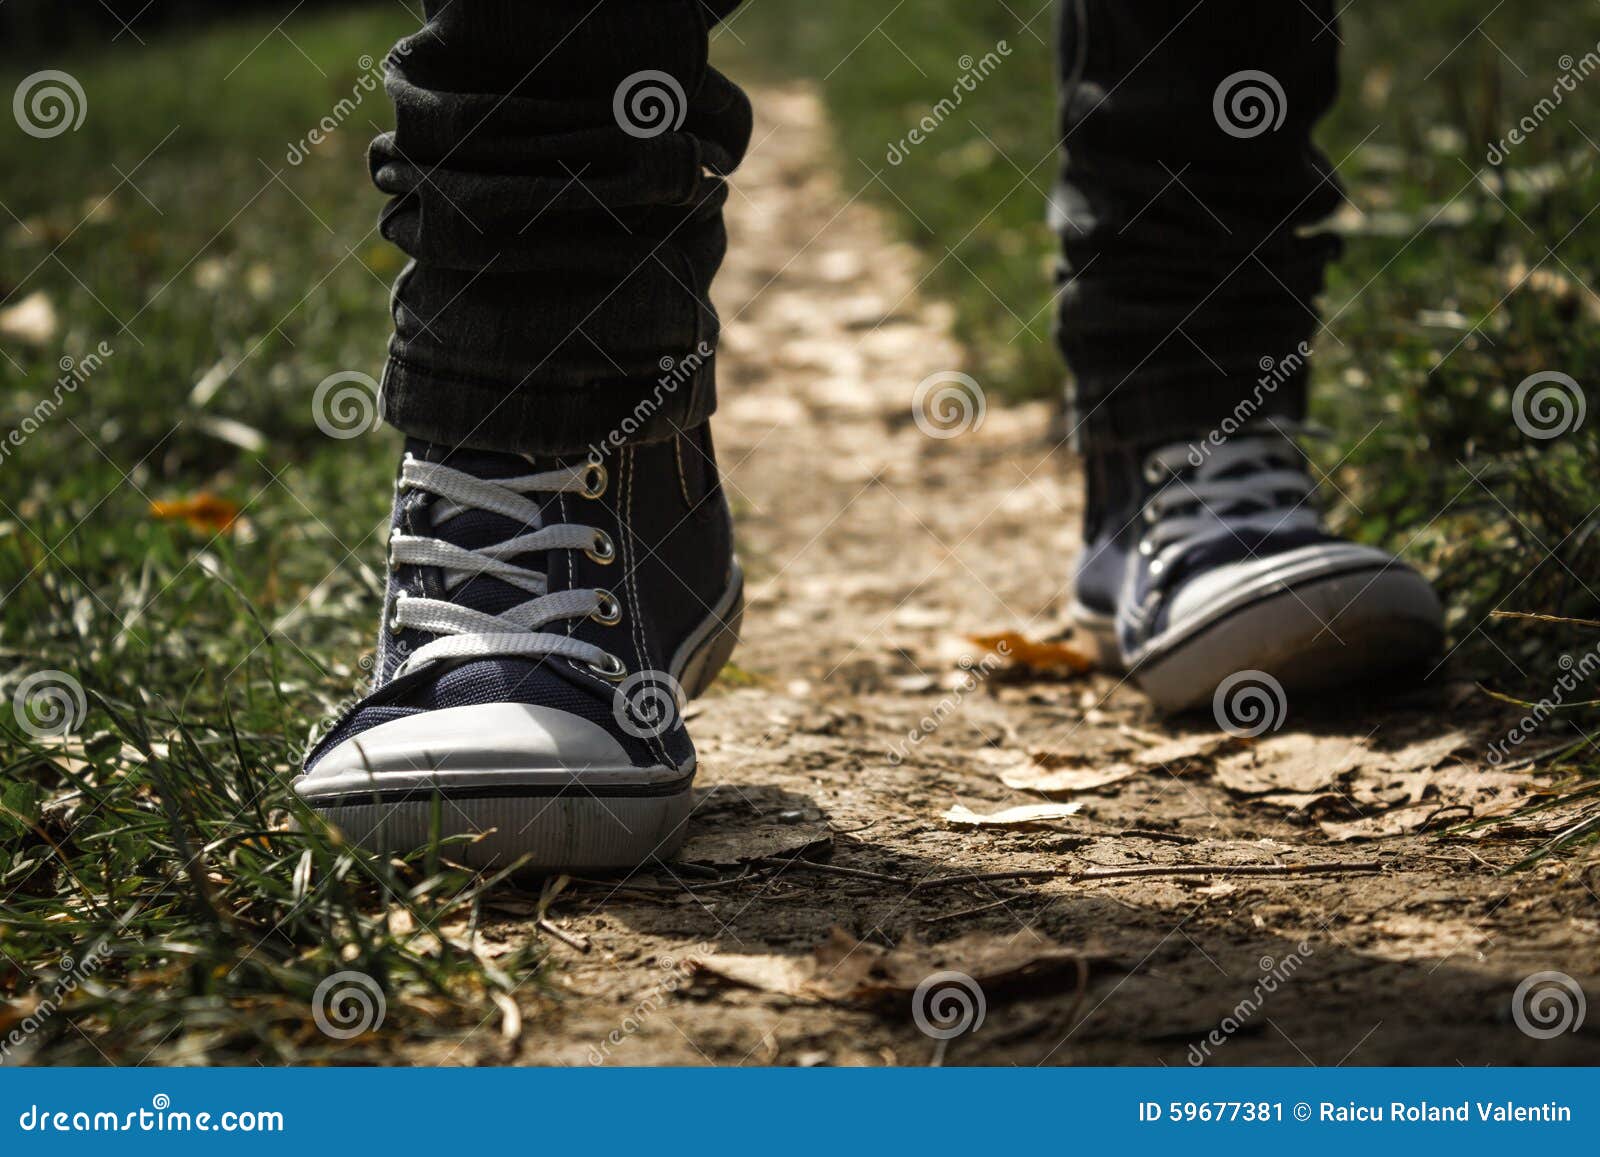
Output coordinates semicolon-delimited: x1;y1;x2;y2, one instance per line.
586;652;627;681
388;590;408;634
585;530;616;565
580;461;608;499
591;590;622;626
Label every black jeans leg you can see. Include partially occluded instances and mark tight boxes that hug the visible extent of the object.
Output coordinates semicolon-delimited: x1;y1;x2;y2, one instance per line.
370;0;751;456
1054;0;1343;450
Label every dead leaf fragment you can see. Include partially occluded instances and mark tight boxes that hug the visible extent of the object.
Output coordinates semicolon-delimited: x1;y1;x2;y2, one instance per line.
968;631;1093;675
1217;733;1370;795
0;291;57;346
690;927;1098;1008
1001;760;1138;796
942;801;1083;828
1132;733;1245;771
148;492;241;534
1378;730;1472;773
1257;791;1347;814
677;821;831;865
1319;805;1443;842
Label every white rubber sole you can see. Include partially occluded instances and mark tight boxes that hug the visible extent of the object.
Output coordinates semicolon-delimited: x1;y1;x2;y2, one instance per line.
1071;548;1443;713
299;563;744;873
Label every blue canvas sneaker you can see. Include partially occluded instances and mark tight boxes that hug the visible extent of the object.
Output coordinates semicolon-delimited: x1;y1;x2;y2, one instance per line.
295;425;742;871
1070;424;1442;711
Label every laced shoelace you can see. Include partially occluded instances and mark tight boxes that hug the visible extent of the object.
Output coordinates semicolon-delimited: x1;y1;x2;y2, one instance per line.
385;455;625;680
1138;426;1321;586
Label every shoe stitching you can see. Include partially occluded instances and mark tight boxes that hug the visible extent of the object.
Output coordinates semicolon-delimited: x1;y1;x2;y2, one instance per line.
673;434;694;507
622;445;672;768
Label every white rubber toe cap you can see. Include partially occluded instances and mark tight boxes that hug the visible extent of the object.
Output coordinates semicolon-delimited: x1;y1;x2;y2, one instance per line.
1164;541;1405;628
295;701;676;803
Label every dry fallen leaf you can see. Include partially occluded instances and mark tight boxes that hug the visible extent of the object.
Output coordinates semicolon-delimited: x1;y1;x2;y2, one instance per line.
1217;734;1370;795
1376;730;1472;773
968;631;1093;675
691;927;1099;1008
1256;791;1348;814
1132;733;1246;770
149;493;241;534
1319;805;1444;842
942;801;1083;828
1001;760;1139;796
677;820;832;865
999;733;1241;798
0;291;58;346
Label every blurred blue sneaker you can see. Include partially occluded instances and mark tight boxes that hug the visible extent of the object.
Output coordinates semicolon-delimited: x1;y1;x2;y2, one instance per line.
296;426;742;871
1071;424;1442;711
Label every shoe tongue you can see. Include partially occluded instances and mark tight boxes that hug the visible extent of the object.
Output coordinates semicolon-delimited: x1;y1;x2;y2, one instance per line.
405;436;540;480
403;438;567;620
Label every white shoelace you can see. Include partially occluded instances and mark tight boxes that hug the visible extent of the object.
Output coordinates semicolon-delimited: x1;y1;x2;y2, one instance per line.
1139;430;1320;582
385;455;619;679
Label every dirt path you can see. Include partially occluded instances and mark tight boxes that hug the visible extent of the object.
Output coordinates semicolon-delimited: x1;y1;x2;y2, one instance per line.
433;85;1598;1067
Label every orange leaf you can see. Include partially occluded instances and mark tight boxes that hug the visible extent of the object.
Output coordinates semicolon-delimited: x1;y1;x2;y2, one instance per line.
149;492;240;534
967;630;1094;674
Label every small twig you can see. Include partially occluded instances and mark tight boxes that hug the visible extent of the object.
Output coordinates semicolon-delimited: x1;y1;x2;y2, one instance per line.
1491;609;1600;630
565;875;681;894
682;867;781;892
663;859;720;879
532;874;592;951
913;869;1075;891
754;856;912;885
920;897;1018;924
828;818;880;835
1077;860;1383;881
1418;803;1474;832
563;865;773;896
536;917;591;953
1117;828;1198;845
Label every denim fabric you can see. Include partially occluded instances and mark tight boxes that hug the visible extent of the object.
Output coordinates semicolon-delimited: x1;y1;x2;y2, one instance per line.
1053;0;1343;449
371;0;751;456
371;0;1341;458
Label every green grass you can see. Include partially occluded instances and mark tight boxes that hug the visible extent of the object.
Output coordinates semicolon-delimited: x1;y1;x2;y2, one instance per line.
0;5;544;1064
721;5;1060;391
723;2;1600;814
4;1;1600;1063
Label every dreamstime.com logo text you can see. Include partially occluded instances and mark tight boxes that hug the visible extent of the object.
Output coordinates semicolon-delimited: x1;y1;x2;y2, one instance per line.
887;641;1010;765
0;342;114;469
17;1095;283;1134
1186;342;1311;466
586;341;712;459
1486;43;1600;164
885;41;1012;165
1487;644;1600;765
0;945;110;1063
1188;942;1315;1064
286;46;411;165
587;943;711;1064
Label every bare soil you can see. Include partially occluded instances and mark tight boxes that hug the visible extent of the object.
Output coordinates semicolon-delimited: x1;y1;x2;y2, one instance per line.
423;85;1600;1067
